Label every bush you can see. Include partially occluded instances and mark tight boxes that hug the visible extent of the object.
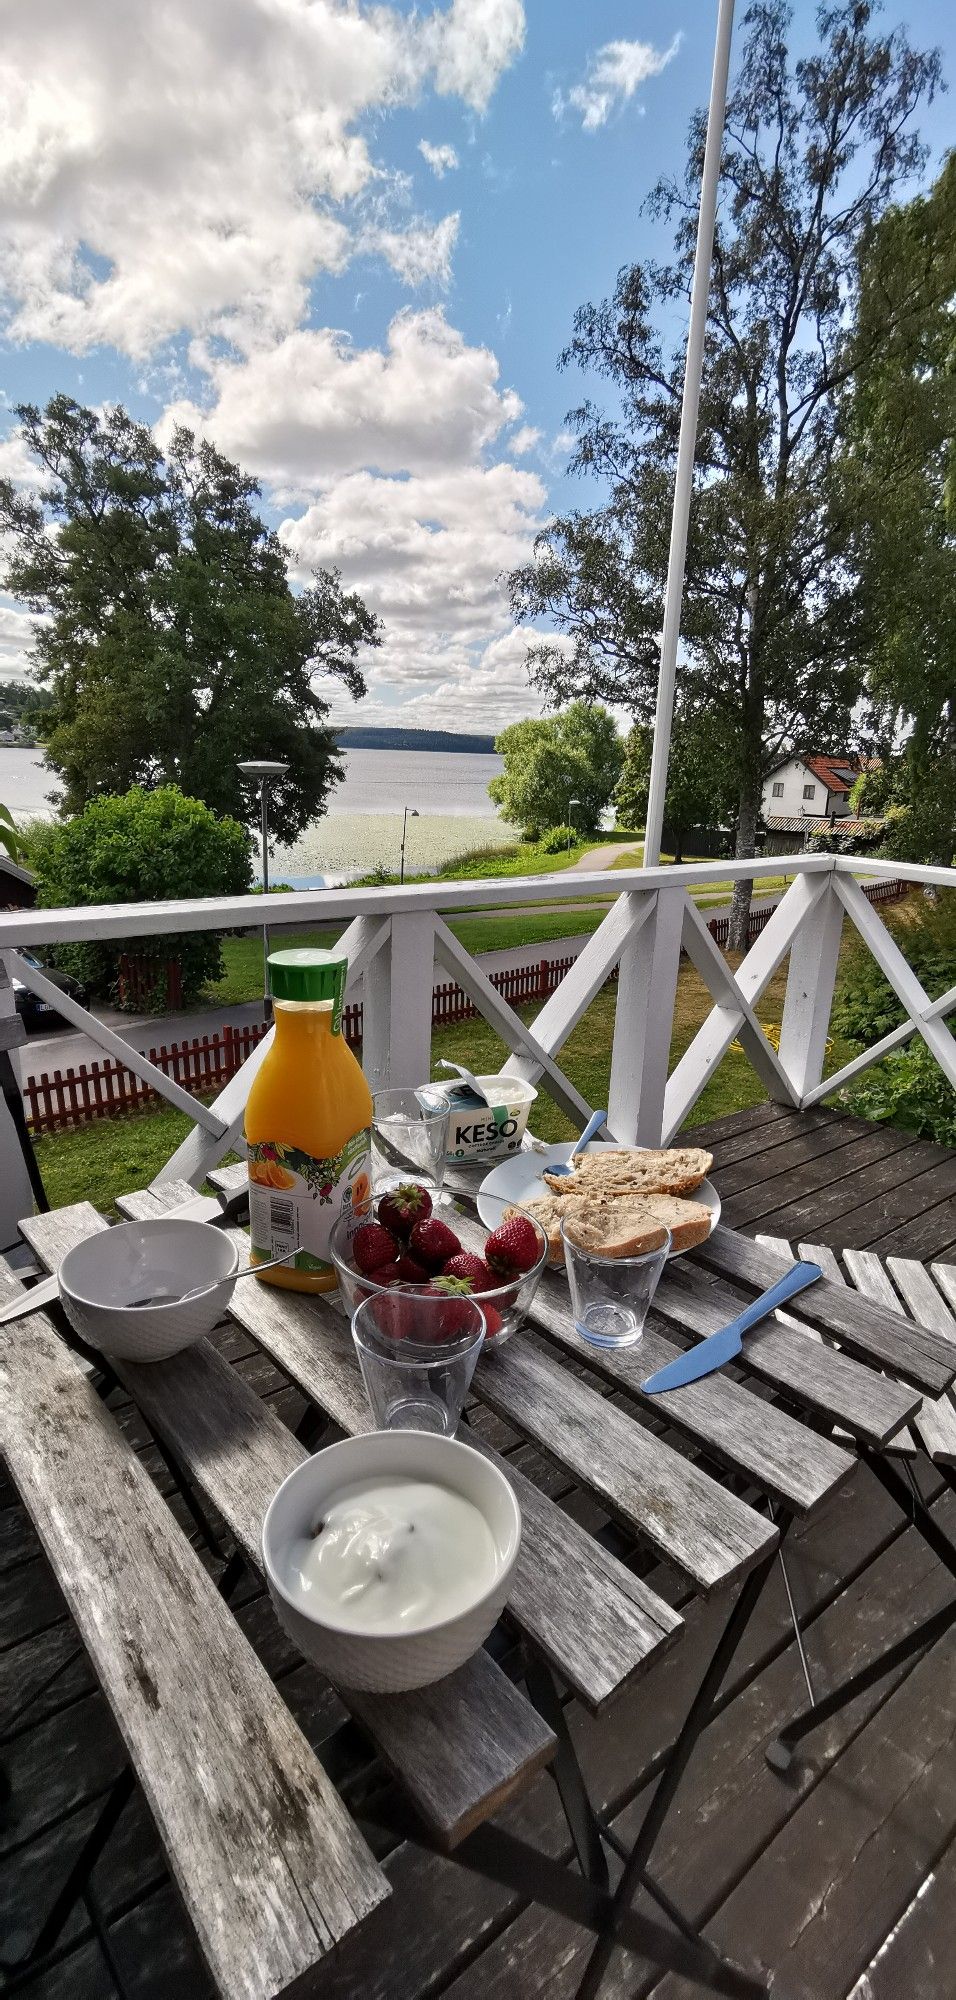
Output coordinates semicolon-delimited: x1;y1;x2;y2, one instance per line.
538;825;578;854
32;786;252;1008
842;1040;956;1146
832;894;956;1145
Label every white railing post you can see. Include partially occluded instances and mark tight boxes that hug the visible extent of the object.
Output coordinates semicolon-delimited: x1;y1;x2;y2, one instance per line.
608;887;685;1145
776;868;845;1102
361;913;436;1092
0;955;34;1250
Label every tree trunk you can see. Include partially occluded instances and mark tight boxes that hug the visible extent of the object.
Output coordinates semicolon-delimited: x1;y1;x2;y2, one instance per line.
728;779;760;953
673;829;684;866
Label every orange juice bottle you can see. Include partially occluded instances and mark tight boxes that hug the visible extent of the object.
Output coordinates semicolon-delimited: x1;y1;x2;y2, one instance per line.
244;949;372;1291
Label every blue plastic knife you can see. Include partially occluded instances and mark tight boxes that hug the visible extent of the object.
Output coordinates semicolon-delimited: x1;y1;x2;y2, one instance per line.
640;1261;824;1394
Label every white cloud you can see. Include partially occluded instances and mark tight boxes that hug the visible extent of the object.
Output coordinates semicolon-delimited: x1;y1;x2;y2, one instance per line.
423;0;525;114
553;35;681;132
419;140;460;178
509;424;541;455
360;213;460;288
0;0;524;357
281;461;545;672
0;598;40;679
159;309;523;492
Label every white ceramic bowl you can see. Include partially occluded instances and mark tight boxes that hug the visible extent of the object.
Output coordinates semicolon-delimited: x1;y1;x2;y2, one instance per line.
262;1430;522;1692
57;1219;241;1362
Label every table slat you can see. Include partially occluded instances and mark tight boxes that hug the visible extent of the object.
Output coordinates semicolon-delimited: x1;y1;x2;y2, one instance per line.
0;1267;388;2000
693;1226;956;1393
474;1336;777;1591
18;1206;556;1849
653;1262;918;1447
448;1216;853;1516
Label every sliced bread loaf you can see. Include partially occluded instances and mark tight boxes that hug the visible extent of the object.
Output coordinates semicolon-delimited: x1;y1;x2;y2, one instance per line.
544;1145;713;1199
560;1198;670;1259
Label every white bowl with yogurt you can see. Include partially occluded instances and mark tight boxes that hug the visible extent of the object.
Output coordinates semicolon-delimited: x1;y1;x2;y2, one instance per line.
261;1431;522;1692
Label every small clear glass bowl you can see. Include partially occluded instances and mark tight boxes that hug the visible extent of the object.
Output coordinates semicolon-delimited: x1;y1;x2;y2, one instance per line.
328;1199;548;1344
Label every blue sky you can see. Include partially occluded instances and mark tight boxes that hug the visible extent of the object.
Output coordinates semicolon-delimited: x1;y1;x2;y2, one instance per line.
1;1;953;731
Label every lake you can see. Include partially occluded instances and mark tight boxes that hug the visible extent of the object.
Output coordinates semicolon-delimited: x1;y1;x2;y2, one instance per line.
0;743;511;883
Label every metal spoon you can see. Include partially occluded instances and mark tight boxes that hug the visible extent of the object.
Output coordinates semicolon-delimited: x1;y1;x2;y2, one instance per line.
547;1106;609;1177
126;1250;295;1309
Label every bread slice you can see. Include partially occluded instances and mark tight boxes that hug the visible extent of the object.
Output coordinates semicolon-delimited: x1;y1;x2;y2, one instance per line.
639;1193;713;1253
543;1145;713;1199
503;1194;568;1266
561;1198;670;1259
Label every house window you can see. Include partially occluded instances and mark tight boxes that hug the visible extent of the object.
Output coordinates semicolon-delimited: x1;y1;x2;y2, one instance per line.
772;782;784;798
803;784;816;800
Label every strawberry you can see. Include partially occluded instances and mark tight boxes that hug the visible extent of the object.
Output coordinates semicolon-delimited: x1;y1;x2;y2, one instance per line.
484;1213;541;1277
408;1215;462;1270
480;1301;504;1339
352;1221;399;1274
425;1276;480;1338
372;1290;417;1340
373;1260;405;1286
396;1251;429;1284
442;1251;496;1293
377;1182;433;1240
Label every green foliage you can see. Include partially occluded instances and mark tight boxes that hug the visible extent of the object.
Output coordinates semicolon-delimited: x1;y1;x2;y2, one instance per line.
615;712;736;863
843;1040;956;1147
508;3;941;945
832;896;956;1045
0;679;55;734
31;786;252;1007
488;703;623;839
0;397;380;834
0;804;26;866
538;825;577;853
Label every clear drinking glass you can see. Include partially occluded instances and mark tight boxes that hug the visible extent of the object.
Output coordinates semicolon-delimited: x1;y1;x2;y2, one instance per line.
561;1219;672;1349
371;1086;450;1195
351;1291;486;1434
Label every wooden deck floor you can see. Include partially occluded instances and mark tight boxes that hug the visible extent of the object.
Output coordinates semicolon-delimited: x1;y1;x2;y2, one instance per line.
2;1104;955;2000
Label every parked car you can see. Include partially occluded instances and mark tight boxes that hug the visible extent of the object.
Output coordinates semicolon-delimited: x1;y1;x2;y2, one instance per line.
12;952;88;1029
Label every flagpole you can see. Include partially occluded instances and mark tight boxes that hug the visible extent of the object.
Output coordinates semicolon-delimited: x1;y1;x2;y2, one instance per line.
642;0;735;867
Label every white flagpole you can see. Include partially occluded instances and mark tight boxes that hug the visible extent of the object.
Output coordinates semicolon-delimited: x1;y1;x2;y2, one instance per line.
642;0;736;868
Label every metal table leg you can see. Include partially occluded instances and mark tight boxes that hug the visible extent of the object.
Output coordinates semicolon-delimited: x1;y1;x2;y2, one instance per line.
766;1447;956;1773
574;1541;781;2000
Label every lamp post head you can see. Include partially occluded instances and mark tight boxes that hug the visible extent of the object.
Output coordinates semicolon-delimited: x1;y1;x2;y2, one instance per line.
237;759;289;782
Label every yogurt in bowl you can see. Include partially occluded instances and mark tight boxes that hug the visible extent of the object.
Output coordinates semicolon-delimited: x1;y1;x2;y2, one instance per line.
262;1431;521;1691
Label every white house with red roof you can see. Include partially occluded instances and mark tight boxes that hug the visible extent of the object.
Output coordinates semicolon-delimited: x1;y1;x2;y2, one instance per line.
762;753;864;827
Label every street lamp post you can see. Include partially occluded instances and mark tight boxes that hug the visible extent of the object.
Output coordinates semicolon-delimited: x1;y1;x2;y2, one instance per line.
568;798;581;852
237;758;289;1020
400;806;419;885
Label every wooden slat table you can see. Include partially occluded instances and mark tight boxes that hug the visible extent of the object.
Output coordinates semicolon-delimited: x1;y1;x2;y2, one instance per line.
6;1174;956;2000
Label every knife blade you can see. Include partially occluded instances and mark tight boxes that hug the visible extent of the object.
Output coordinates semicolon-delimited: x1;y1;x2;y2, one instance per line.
640;1261;823;1394
0;1186;250;1328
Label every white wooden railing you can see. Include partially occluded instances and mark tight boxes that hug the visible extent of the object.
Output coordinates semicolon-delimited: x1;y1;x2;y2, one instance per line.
1;853;954;1245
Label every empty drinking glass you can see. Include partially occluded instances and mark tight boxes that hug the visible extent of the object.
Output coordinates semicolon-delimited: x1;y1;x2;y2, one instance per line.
371;1086;450;1195
561;1219;672;1349
351;1290;486;1434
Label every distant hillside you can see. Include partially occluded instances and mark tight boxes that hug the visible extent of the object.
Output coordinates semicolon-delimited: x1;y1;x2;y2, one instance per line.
336;725;497;754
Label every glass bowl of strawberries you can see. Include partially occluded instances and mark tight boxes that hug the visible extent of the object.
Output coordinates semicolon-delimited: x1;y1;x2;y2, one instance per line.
328;1182;548;1344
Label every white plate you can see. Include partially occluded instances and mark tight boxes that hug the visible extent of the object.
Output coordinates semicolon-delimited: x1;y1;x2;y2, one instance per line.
476;1141;720;1256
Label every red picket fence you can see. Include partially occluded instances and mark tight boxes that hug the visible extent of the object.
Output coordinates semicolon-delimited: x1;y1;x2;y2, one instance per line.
21;882;910;1136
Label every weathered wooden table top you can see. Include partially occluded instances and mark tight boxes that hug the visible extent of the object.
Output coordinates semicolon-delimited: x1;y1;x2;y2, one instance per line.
5;1166;956;2000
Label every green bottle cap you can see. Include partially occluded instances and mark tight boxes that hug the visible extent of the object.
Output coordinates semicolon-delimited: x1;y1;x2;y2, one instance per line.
268;949;347;1009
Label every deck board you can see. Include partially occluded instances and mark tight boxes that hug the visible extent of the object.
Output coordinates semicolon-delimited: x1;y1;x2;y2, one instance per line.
4;1105;955;2000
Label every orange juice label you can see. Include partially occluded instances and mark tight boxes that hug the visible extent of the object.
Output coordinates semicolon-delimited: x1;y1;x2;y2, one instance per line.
248;1130;371;1275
